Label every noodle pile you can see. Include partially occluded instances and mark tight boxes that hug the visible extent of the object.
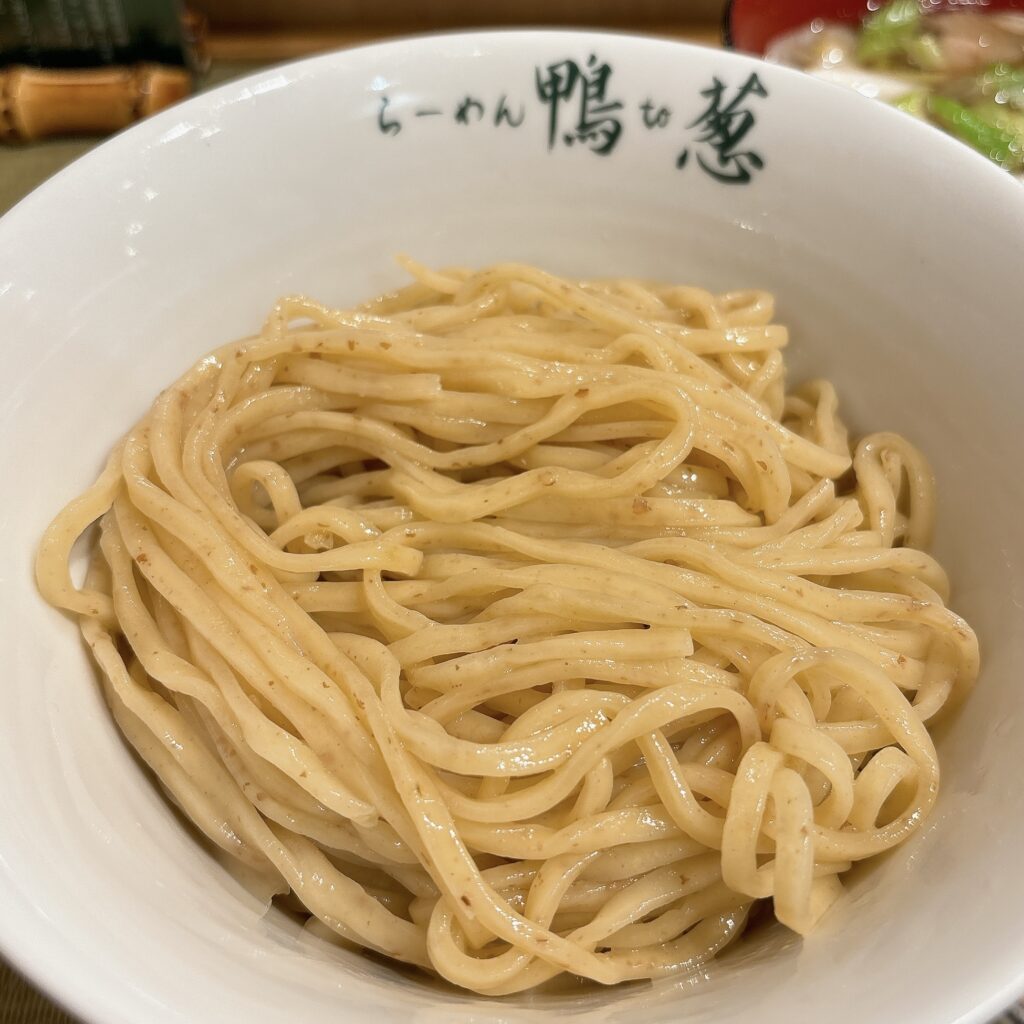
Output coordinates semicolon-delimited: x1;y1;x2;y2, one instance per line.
36;262;978;993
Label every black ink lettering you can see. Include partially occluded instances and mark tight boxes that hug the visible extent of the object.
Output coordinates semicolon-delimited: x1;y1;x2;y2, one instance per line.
680;72;768;183
455;96;485;124
535;54;623;155
494;93;525;128
640;98;671;129
377;96;400;136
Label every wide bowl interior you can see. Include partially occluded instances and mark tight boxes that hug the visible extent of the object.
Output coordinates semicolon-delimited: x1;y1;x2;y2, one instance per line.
1;31;1023;1024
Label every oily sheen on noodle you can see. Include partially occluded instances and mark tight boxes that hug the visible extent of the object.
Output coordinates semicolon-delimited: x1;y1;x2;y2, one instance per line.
36;262;978;994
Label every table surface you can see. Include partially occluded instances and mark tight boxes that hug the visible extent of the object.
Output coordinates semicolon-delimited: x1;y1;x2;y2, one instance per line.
1;27;1022;1024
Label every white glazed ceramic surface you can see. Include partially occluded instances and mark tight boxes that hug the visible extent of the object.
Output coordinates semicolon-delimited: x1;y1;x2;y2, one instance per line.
1;30;1023;1024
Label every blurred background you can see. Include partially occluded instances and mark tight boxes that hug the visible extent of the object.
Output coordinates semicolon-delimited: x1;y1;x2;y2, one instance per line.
0;0;725;213
194;0;725;52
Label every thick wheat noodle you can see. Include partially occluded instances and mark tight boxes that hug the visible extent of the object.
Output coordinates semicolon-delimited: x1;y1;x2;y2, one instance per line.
36;260;978;994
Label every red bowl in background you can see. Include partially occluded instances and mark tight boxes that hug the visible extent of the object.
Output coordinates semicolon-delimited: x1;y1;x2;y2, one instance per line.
724;0;1024;55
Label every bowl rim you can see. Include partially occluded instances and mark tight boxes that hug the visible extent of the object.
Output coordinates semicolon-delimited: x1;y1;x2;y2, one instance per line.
3;26;1024;1024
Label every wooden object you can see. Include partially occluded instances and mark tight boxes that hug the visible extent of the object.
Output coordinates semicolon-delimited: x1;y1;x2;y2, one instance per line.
0;64;191;142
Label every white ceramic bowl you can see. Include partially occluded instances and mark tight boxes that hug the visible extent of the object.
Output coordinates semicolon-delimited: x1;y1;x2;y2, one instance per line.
2;29;1023;1024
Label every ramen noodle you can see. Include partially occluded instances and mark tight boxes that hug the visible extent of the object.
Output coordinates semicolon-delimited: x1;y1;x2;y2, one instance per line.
36;261;979;993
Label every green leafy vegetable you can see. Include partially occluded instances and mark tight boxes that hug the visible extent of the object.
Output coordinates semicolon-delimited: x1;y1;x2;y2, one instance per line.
893;89;929;119
857;0;922;66
974;63;1024;112
968;99;1024;137
904;33;944;72
856;6;1024;173
927;94;1024;172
